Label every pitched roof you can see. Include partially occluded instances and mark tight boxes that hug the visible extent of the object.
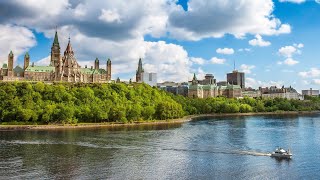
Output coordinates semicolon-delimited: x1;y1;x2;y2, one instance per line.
25;66;55;72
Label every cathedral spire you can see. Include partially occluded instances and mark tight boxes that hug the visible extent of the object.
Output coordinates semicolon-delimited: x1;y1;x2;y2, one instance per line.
137;58;144;74
53;30;59;46
64;37;74;55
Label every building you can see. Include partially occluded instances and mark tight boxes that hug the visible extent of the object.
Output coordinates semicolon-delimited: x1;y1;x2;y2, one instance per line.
158;82;189;96
135;58;157;86
188;73;242;98
242;90;261;98
302;88;319;97
0;30;112;83
227;70;245;89
260;86;304;100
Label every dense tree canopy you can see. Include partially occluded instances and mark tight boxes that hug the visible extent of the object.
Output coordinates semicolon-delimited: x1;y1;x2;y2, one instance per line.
0;82;319;125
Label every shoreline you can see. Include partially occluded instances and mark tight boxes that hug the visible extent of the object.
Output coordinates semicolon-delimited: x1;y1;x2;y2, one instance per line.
0;111;319;131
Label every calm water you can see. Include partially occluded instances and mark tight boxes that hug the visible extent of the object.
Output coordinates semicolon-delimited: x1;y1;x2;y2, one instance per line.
1;114;320;179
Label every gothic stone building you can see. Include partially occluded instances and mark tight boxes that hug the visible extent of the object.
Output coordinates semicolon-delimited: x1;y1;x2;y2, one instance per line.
0;30;112;83
188;73;242;98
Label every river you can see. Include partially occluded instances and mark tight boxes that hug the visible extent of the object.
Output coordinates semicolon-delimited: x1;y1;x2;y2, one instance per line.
1;114;320;179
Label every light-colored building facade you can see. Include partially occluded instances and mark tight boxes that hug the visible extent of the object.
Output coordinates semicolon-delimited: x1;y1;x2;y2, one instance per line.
302;88;319;97
188;74;242;98
0;30;112;83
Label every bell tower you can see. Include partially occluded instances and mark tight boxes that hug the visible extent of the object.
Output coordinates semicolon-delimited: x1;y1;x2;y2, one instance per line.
7;51;14;77
51;29;61;67
106;58;111;81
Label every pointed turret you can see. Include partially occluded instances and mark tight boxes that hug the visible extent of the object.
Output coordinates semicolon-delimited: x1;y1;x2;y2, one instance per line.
64;38;74;55
136;58;144;82
53;30;59;46
9;50;14;57
193;73;197;81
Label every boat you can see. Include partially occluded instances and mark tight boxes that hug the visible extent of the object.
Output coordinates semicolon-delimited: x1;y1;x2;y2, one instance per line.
271;147;292;158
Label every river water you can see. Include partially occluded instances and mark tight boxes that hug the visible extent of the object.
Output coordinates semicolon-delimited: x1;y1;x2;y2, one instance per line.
1;114;320;179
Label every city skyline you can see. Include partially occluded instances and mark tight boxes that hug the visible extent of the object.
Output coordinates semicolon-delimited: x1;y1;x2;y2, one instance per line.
0;0;320;91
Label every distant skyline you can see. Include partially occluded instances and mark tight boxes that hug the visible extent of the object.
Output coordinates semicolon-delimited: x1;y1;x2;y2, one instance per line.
0;0;319;91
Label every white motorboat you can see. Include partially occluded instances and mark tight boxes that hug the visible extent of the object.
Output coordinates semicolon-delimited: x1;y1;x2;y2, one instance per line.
271;147;292;158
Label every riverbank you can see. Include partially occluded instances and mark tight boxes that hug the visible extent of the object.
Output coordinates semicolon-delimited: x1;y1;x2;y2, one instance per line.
0;111;319;131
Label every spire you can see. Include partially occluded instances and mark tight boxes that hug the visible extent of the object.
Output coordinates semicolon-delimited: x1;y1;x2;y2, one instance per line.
64;37;74;55
53;30;59;45
9;50;13;57
107;58;111;63
233;59;236;71
95;58;99;62
193;73;197;81
25;52;30;58
137;58;144;73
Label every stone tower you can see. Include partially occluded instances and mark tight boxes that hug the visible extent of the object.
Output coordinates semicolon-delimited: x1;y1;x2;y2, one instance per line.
24;52;30;70
7;51;14;77
136;58;144;82
51;30;61;67
94;58;99;70
106;58;111;81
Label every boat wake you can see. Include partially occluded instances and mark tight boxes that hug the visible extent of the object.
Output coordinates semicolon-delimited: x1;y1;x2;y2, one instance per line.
162;148;272;157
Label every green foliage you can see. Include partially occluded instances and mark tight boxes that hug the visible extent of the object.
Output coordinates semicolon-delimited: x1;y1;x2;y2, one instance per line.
0;82;319;124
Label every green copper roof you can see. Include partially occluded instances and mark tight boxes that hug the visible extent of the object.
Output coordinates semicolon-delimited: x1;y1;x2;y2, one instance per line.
95;58;99;62
2;63;7;69
13;65;24;73
81;68;100;75
25;52;30;58
53;31;59;45
107;58;111;63
9;51;13;57
25;66;55;72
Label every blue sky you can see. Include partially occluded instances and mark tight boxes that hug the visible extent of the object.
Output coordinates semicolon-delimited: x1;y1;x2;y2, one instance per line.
0;0;320;91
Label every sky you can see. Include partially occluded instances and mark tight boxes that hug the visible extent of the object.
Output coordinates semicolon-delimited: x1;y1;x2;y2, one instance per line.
0;0;320;92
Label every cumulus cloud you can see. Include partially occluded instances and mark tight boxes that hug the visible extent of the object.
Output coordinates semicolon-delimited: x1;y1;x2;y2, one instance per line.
0;24;36;65
246;77;284;88
238;48;251;52
240;64;255;74
299;68;320;78
277;43;303;66
249;34;271;47
216;48;234;55
169;0;291;40
210;57;226;64
190;57;206;65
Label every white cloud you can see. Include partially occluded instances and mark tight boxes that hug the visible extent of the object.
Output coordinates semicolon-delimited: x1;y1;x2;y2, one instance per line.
246;77;284;88
278;43;303;66
283;58;299;65
190;57;206;65
299;68;320;78
99;9;121;23
312;79;320;85
0;24;36;66
216;48;234;55
249;34;271;47
210;57;226;64
240;64;255;74
169;0;291;40
279;0;306;3
316;0;320;4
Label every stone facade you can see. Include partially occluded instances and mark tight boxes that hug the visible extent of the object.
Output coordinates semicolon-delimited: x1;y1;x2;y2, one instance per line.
188;74;242;98
0;30;112;83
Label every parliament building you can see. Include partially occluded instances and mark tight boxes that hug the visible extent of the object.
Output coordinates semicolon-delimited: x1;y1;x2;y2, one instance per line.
0;30;112;83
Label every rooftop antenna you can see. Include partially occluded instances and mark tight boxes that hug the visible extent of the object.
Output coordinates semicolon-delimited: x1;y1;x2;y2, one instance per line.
233;59;236;71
